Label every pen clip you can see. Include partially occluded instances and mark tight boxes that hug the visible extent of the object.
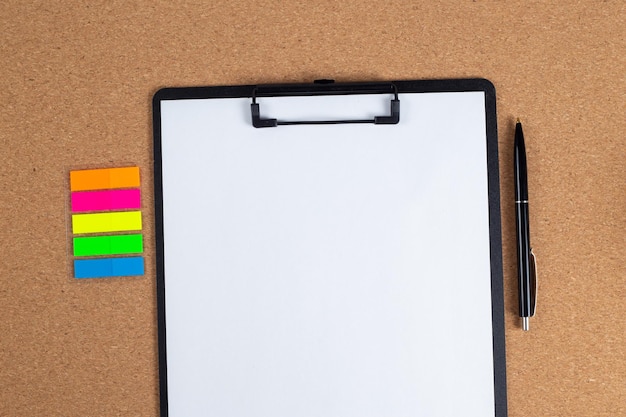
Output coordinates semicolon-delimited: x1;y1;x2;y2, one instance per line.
529;248;538;316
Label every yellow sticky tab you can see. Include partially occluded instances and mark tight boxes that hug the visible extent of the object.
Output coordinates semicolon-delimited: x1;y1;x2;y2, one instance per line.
72;211;142;234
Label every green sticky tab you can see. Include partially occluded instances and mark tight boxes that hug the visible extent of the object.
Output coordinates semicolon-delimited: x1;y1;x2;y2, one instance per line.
73;234;143;257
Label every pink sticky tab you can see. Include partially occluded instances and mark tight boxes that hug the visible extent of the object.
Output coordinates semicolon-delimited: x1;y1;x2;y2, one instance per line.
71;189;141;212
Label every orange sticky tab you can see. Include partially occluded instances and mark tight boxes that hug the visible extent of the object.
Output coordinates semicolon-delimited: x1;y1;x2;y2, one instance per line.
70;167;140;191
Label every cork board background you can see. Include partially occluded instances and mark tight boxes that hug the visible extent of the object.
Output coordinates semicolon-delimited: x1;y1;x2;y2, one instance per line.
1;1;624;416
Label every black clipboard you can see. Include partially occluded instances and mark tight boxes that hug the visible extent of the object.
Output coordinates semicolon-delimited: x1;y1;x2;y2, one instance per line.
153;79;507;417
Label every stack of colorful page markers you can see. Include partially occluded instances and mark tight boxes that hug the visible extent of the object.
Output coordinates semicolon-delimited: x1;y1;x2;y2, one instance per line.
69;167;144;279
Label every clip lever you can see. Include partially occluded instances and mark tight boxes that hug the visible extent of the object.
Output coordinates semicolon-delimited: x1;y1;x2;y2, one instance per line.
251;82;400;128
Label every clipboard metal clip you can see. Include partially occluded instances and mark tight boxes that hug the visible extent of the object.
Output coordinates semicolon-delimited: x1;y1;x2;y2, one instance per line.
251;82;400;128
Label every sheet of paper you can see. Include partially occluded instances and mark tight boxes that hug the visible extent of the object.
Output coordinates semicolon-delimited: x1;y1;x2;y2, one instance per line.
159;92;495;417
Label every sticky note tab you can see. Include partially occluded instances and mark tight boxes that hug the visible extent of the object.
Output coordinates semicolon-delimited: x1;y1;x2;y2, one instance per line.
71;189;141;212
73;234;143;257
72;211;142;234
70;167;140;191
68;166;145;280
74;257;145;279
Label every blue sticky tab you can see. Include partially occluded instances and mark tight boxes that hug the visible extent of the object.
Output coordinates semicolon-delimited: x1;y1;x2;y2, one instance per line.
74;257;144;279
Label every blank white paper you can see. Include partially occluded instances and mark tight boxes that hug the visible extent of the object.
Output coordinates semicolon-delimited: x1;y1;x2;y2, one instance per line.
159;91;495;417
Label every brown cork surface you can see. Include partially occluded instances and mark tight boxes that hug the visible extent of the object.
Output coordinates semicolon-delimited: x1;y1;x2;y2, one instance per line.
1;1;624;416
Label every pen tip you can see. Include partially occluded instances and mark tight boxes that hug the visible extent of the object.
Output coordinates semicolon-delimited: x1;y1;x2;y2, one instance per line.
516;117;521;124
522;317;529;331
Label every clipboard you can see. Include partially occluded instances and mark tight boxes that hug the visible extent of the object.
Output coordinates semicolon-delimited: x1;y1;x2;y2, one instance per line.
153;79;507;417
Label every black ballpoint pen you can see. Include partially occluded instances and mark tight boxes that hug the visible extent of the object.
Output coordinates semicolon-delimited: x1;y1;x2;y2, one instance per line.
514;120;537;331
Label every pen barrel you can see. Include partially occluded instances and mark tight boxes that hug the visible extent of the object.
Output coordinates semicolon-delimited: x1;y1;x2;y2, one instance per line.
515;201;533;317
